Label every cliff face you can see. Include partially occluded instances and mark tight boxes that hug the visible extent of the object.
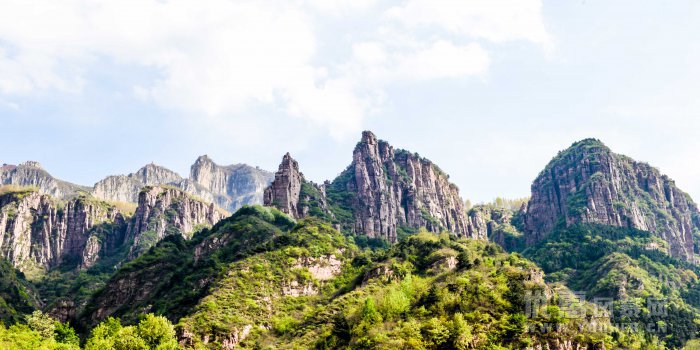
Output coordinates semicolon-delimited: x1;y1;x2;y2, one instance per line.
264;131;471;242
0;190;127;274
1;162;89;199
92;164;187;203
92;159;272;213
466;205;526;251
92;163;213;205
92;175;144;203
190;155;274;212
336;131;469;241
523;139;700;261
263;153;303;219
0;183;227;274
127;186;226;258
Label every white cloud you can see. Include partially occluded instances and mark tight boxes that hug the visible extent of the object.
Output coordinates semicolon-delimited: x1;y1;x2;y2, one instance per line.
386;0;552;49
306;0;378;15
353;42;388;66
0;0;551;138
393;41;490;80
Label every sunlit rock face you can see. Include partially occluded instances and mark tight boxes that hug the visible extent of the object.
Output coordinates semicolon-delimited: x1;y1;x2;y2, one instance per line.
523;138;700;261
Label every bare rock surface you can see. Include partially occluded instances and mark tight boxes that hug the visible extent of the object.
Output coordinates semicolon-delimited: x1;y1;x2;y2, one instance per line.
523;139;700;261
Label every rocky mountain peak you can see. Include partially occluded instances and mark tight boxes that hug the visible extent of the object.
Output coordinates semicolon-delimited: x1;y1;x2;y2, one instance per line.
524;138;700;261
360;130;378;143
133;163;182;185
91;157;271;212
19;161;43;169
345;132;469;240
264;131;473;242
1;161;88;199
191;155;215;173
264;153;304;219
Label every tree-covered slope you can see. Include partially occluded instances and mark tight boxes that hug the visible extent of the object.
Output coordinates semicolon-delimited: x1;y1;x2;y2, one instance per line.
81;205;295;327
0;260;40;325
522;223;700;348
76;203;659;349
175;222;661;349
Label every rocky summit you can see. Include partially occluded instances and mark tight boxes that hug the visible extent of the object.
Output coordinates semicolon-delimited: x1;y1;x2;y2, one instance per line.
4;158;272;214
1;161;89;199
94;157;273;213
190;155;274;213
263;153;304;219
523;138;700;261
265;131;472;242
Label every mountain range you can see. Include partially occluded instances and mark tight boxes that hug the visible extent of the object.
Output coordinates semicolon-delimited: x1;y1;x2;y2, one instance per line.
2;155;273;213
1;132;699;349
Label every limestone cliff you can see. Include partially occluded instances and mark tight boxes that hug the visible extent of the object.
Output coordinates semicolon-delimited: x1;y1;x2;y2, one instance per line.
265;131;471;242
0;183;228;273
127;186;226;258
523;138;700;261
0;190;127;274
263;153;305;219
1;162;89;199
190;155;274;212
466;205;525;251
92;163;212;204
92;158;272;213
1;157;271;216
332;131;470;241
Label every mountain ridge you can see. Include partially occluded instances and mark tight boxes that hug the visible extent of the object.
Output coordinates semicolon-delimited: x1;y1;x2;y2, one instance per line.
3;155;274;213
264;131;474;242
523;138;700;261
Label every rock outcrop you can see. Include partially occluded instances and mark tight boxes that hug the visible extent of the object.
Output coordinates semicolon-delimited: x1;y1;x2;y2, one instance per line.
92;163;191;203
7;158;272;214
263;153;304;219
265;131;472;242
523;139;700;261
334;131;470;241
92;162;221;211
0;190;127;274
0;183;228;273
1;161;89;199
127;186;226;258
190;155;274;212
466;205;525;251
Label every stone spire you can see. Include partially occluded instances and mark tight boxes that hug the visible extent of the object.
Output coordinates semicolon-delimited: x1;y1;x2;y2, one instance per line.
264;153;304;218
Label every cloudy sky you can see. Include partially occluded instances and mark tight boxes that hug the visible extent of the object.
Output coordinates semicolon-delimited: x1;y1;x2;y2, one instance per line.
1;0;699;203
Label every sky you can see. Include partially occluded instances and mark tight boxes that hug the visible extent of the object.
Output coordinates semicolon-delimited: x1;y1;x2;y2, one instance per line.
1;0;700;203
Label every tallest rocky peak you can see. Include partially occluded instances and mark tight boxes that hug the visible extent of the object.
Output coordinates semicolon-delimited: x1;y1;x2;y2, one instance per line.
361;130;378;143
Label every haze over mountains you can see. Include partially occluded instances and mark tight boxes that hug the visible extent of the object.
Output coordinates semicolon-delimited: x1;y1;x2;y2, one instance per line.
2;131;700;349
1;155;273;213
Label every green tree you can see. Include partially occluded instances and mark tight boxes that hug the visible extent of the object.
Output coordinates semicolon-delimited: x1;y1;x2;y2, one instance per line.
361;298;382;325
114;326;148;350
25;310;56;339
54;321;80;346
422;317;450;347
137;314;176;348
85;314;179;350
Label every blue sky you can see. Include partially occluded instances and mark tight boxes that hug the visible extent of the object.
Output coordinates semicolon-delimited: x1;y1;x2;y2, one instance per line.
1;0;699;203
